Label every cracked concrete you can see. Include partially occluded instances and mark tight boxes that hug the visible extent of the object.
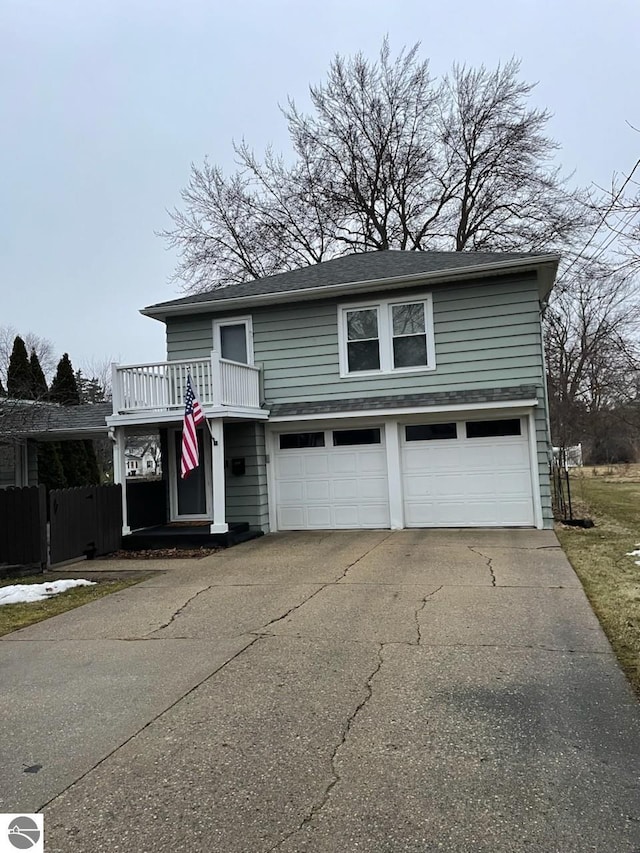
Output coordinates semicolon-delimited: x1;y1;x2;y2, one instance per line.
468;545;497;586
1;529;639;852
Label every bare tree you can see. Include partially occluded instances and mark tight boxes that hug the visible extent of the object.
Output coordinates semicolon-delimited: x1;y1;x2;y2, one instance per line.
163;41;591;293
594;152;640;276
544;261;640;460
79;356;116;401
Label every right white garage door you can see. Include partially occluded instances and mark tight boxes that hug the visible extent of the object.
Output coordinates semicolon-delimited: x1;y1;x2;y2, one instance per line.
401;417;535;527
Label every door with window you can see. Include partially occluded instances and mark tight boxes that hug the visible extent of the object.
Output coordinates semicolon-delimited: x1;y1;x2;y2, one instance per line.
170;429;211;520
273;427;390;529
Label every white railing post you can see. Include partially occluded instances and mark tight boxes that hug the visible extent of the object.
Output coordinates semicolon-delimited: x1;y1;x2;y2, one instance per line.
111;363;123;413
211;350;222;406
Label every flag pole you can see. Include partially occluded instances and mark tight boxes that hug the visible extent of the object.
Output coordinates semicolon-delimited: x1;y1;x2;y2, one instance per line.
187;372;217;445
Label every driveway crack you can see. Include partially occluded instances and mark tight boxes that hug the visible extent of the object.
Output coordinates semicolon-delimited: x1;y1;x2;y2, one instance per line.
146;585;214;636
468;546;496;587
261;534;395;634
337;531;396;582
414;585;443;645
267;643;385;851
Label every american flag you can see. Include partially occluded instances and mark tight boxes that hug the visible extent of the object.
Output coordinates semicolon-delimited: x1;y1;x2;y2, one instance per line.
180;374;205;479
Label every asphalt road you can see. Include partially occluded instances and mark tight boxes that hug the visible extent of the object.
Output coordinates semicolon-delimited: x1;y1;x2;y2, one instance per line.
1;529;639;852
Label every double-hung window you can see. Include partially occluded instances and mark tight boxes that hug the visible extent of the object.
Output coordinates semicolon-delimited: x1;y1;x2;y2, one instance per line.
339;295;434;376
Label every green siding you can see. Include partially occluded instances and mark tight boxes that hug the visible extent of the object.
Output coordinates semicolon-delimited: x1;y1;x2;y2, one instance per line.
166;273;553;526
224;422;269;532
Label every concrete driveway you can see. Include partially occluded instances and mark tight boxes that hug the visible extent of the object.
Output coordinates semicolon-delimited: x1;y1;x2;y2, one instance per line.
1;529;639;852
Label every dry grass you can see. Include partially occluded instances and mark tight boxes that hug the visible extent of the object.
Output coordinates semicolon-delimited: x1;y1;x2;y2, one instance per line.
556;466;640;695
585;462;640;483
0;574;149;637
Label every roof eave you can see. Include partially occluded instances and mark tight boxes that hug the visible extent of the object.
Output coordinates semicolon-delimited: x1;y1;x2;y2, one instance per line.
141;254;561;321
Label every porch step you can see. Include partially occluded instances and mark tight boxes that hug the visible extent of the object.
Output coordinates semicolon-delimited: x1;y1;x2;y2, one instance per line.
121;522;263;552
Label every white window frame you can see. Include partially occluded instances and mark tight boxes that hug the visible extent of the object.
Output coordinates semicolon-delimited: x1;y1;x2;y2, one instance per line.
338;294;436;378
212;315;254;365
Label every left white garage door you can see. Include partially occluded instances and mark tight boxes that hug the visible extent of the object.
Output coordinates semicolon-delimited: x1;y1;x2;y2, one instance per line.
274;427;390;530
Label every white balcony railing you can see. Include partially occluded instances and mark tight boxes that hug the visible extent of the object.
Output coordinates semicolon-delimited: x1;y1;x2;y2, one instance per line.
111;351;261;415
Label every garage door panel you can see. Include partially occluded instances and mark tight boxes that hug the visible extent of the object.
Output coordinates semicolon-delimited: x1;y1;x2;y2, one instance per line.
278;506;305;529
277;481;304;502
306;480;331;500
401;419;535;527
403;444;460;472
275;456;304;477
275;433;390;530
305;455;330;476
306;506;332;528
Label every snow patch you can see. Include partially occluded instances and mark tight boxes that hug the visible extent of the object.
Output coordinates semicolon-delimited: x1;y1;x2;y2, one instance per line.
0;579;96;606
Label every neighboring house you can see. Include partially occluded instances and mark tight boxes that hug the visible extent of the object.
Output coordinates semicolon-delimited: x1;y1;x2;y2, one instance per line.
125;439;162;477
107;250;559;535
0;400;112;487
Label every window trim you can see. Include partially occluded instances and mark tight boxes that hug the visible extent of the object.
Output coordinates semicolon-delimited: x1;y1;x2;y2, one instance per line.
212;315;254;365
338;294;435;377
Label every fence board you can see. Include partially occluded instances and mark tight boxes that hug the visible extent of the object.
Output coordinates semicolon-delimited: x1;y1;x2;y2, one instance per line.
50;485;122;565
0;485;47;568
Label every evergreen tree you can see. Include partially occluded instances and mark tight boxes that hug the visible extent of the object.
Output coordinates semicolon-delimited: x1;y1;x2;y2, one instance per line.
29;349;48;399
50;353;80;405
57;441;84;487
7;336;34;399
84;440;101;484
37;442;67;490
75;371;107;404
50;353;99;485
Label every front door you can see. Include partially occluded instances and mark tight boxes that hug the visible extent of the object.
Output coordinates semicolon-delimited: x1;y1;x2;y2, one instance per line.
170;429;211;520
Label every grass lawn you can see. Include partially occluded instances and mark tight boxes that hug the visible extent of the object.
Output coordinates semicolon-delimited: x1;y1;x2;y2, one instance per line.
556;466;640;695
0;574;149;637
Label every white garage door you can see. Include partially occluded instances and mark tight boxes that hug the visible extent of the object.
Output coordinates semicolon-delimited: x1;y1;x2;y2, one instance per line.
402;417;535;527
274;427;390;530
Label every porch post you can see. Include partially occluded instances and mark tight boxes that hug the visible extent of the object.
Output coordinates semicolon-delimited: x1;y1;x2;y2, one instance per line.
112;426;131;535
208;418;228;534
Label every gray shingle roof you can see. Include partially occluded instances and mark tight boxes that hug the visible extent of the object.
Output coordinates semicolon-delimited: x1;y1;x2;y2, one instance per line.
268;386;539;418
145;250;548;312
0;401;112;439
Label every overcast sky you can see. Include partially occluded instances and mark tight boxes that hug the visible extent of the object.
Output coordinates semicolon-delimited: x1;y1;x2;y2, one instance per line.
2;0;638;375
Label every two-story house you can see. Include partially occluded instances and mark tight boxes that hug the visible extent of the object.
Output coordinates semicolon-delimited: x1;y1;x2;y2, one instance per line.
107;250;558;538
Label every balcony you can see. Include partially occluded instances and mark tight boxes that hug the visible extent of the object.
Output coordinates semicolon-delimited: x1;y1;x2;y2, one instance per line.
109;351;266;424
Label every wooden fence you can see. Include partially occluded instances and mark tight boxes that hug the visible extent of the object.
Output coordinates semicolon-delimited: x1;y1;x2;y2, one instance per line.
49;485;122;565
0;485;48;569
0;484;122;570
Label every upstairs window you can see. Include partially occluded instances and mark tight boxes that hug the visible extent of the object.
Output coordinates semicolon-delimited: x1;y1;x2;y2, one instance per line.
345;308;380;372
392;302;428;368
339;295;435;376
